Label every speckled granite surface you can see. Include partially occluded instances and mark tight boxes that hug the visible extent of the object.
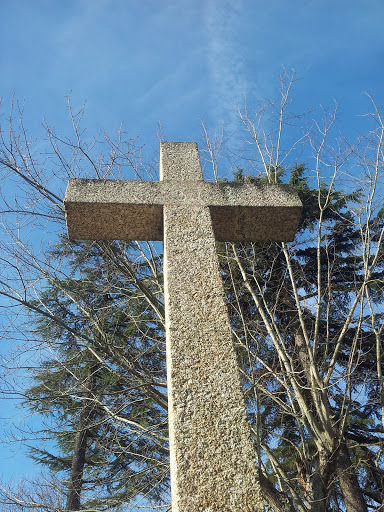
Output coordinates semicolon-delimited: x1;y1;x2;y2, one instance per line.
64;142;302;511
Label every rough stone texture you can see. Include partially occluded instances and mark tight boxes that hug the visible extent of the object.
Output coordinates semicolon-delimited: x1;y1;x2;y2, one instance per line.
64;177;301;242
160;141;204;181
164;205;263;511
161;143;264;512
64;142;302;512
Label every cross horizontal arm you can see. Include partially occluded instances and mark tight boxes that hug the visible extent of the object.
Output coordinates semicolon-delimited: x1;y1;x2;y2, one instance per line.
64;179;301;242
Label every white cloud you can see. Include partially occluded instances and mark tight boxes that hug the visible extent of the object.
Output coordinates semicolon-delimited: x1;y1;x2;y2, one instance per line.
204;0;250;127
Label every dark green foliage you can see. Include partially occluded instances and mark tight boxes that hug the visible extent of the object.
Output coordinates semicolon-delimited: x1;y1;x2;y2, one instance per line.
219;163;384;510
23;163;384;510
25;239;169;510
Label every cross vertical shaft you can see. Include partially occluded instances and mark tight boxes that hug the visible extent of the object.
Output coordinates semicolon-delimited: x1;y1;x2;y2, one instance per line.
161;143;262;511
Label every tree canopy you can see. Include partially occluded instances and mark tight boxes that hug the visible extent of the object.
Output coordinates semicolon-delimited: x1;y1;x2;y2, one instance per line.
0;74;383;511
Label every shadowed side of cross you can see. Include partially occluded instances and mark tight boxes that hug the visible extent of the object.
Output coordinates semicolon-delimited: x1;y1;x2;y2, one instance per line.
64;142;302;512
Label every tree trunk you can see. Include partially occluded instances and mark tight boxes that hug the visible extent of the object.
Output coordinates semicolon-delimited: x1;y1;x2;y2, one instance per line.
65;420;89;511
259;472;296;512
306;452;330;512
335;441;368;512
306;473;327;512
293;330;332;512
65;369;97;511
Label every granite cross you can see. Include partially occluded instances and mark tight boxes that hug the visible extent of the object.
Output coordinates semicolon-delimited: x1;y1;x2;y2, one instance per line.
64;142;302;512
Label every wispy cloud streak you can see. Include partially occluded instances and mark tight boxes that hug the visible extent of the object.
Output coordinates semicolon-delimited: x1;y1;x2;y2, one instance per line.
204;0;249;128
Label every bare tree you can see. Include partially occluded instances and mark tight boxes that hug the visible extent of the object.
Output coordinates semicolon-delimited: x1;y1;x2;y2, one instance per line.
0;471;67;512
201;70;384;511
0;76;383;511
0;98;169;510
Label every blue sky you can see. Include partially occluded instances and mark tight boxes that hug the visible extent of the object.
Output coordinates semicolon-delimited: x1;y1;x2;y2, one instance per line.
2;1;384;145
1;0;384;494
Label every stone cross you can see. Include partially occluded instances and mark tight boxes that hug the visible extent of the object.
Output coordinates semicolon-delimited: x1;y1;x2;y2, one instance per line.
64;142;301;512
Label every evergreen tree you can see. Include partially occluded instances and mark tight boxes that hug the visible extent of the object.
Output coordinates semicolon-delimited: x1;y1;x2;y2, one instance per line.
218;164;384;511
26;166;383;511
1;78;383;511
25;239;169;510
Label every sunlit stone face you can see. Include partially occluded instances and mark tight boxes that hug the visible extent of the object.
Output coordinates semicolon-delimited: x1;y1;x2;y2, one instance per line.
64;141;302;511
